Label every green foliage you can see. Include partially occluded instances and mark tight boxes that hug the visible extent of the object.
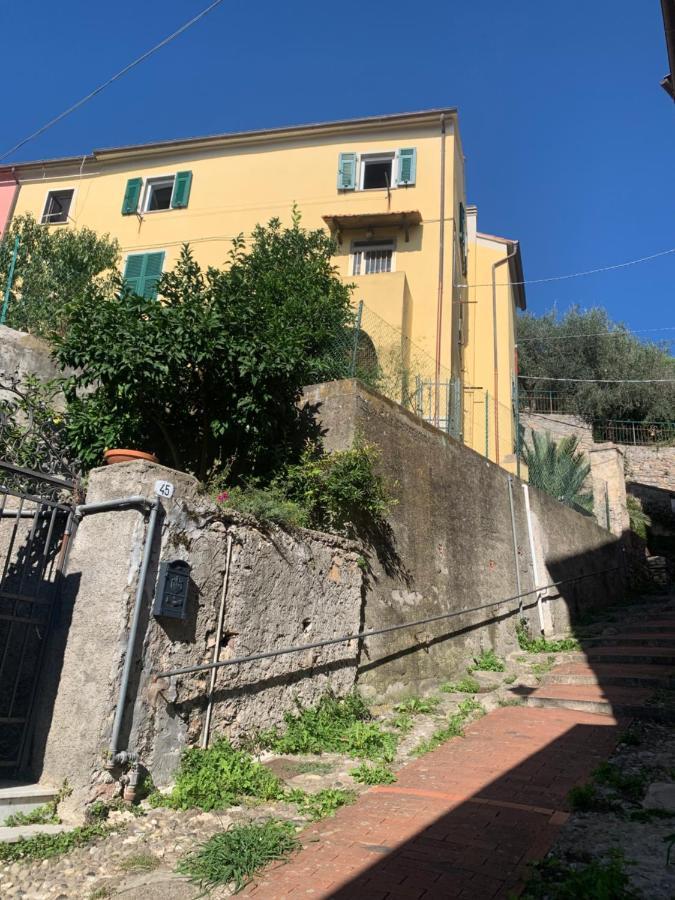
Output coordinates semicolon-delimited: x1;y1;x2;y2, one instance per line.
498;697;525;707
440;676;481;694
503;674;517;685
413;699;484;756
470;649;505;672
530;655;558;676
257;692;396;762
119;853;160;873
0;214;119;338
521;850;637;899
350;762;397;785
516;620;580;653
388;711;413;733
0;824;111;863
295;761;334;775
85;797;145;822
592;762;648;802
220;484;305;527
394;695;439;715
522;432;593;513
518;305;675;423
148;739;285;811
3;802;60;828
54;216;354;477
627;495;650;542
286;788;356;819
567;783;617;813
176;820;300;893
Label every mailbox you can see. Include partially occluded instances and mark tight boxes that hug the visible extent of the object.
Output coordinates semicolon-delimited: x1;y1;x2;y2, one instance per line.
153;560;190;620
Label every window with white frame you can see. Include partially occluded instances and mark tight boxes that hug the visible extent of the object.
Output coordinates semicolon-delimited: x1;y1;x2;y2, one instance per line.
352;240;395;275
143;176;175;212
360;153;395;190
41;189;74;224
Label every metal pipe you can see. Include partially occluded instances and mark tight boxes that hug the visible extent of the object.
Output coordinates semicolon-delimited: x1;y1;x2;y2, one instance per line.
155;566;621;681
491;243;518;464
434;113;447;426
201;534;233;749
0;235;20;326
75;496;153;518
522;483;546;634
108;499;159;760
507;476;523;613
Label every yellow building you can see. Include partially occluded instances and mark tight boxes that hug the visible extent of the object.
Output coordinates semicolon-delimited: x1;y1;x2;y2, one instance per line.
1;108;525;466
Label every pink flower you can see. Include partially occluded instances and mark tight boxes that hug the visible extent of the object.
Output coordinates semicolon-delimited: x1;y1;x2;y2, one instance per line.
217;491;230;503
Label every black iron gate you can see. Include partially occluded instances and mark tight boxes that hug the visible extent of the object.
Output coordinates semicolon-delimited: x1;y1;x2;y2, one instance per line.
0;462;73;774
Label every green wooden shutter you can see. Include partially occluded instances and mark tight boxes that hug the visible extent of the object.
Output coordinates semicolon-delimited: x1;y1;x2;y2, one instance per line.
171;171;192;209
140;252;165;299
123;254;145;295
121;178;142;215
337;152;357;190
459;202;467;275
397;148;417;186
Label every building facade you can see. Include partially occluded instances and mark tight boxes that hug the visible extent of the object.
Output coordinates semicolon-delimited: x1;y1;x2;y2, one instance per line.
0;108;524;466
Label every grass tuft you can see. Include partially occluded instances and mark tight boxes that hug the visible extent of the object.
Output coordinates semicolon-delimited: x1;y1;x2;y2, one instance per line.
119;852;160;873
440;676;481;694
394;696;439;715
520;850;637;899
516;620;579;653
177;820;300;893
469;649;505;673
350;762;397;785
285;787;356;820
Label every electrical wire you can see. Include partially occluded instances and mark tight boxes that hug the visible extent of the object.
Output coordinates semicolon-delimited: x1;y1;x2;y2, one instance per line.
518;375;675;384
517;326;675;341
457;246;675;288
0;0;226;163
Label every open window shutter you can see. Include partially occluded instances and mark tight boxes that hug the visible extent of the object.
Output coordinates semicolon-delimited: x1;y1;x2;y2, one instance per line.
123;254;145;295
140;251;165;299
459;202;467;275
397;148;417;186
121;178;142;215
171;171;192;209
337;152;357;190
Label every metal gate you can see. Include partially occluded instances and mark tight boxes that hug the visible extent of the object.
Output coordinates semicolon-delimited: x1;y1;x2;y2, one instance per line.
0;462;73;775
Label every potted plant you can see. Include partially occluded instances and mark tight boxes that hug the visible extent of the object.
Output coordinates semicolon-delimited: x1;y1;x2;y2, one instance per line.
103;448;159;466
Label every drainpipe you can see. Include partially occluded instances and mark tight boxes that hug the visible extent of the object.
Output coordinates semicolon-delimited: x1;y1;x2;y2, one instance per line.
522;483;546;634
491;242;518;464
74;495;160;765
434;113;447;426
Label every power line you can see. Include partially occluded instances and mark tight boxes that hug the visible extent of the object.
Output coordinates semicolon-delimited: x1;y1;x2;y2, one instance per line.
0;0;226;164
460;246;675;288
517;326;675;342
519;375;675;384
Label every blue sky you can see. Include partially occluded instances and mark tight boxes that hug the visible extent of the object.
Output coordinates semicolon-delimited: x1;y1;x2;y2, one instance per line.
3;1;674;338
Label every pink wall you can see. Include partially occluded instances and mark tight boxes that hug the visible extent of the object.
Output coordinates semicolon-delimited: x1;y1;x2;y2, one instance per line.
0;172;18;235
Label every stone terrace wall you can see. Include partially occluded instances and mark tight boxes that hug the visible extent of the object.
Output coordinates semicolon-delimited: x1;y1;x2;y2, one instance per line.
304;381;625;701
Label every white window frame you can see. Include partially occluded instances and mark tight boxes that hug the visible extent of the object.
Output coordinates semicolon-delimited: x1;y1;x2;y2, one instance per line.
40;187;76;225
351;239;396;276
358;152;396;191
142;175;176;213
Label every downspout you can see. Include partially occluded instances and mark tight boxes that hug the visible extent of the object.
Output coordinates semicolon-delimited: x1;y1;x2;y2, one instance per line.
434;113;447;426
522;483;547;634
74;495;160;765
491;242;518;464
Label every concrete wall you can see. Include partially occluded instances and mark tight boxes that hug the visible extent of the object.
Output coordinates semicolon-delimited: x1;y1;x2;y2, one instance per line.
304;380;625;699
34;461;363;806
0;325;64;386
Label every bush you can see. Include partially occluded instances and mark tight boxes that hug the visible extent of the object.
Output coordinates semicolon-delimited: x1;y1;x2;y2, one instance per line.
350;762;397;785
470;649;505;672
516;620;579;653
149;739;285;811
286;788;356;819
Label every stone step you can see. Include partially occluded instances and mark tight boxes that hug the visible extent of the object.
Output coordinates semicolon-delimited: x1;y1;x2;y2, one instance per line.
0;823;68;843
583;646;675;666
581;633;675;648
0;783;58;821
522;683;664;718
542;662;675;688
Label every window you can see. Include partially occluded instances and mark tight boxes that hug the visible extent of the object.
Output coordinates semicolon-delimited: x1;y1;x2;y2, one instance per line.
121;171;192;216
123;252;165;299
361;154;394;190
352;240;395;275
41;189;74;224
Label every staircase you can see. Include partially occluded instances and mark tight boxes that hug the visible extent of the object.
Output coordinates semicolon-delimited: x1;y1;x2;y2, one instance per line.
0;784;68;843
520;606;675;720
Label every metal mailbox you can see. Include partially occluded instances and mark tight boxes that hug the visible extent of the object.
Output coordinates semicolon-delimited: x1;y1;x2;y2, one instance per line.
153;560;190;620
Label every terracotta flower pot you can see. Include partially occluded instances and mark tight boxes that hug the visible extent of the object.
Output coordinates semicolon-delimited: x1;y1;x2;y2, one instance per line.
103;449;159;466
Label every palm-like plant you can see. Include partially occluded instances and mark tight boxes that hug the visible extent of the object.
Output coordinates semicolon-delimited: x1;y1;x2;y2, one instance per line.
522;431;593;513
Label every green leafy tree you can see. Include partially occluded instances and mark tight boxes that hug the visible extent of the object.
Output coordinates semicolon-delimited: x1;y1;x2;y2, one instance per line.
522;431;593;513
517;306;675;423
54;215;354;477
0;214;119;338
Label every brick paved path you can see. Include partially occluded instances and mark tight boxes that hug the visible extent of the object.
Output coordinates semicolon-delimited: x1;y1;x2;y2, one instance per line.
244;705;623;899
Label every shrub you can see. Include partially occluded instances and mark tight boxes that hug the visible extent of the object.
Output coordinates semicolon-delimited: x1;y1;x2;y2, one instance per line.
257;692;396;762
149;739;284;811
521;432;593;513
627;495;650;542
350;762;397;785
286;788;356;819
177;820;299;893
470;649;505;672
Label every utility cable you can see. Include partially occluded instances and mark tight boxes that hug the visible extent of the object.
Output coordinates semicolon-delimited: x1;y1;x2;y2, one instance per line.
0;0;226;163
517;326;675;341
518;375;675;384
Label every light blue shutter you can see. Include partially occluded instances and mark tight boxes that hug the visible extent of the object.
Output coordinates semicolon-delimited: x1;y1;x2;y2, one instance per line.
121;178;142;215
397;148;417;186
171;171;192;208
140;252;165;299
123;254;145;295
337;152;357;190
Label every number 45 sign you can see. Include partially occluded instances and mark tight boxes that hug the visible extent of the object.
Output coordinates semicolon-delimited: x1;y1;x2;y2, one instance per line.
154;480;175;499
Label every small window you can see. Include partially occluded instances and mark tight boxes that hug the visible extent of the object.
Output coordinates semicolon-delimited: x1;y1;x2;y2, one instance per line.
41;189;74;224
144;177;175;212
352;240;395;275
361;154;394;190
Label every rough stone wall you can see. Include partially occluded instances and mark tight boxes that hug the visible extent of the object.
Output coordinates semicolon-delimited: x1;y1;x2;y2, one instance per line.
303;381;625;701
35;462;363;805
0;325;63;384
